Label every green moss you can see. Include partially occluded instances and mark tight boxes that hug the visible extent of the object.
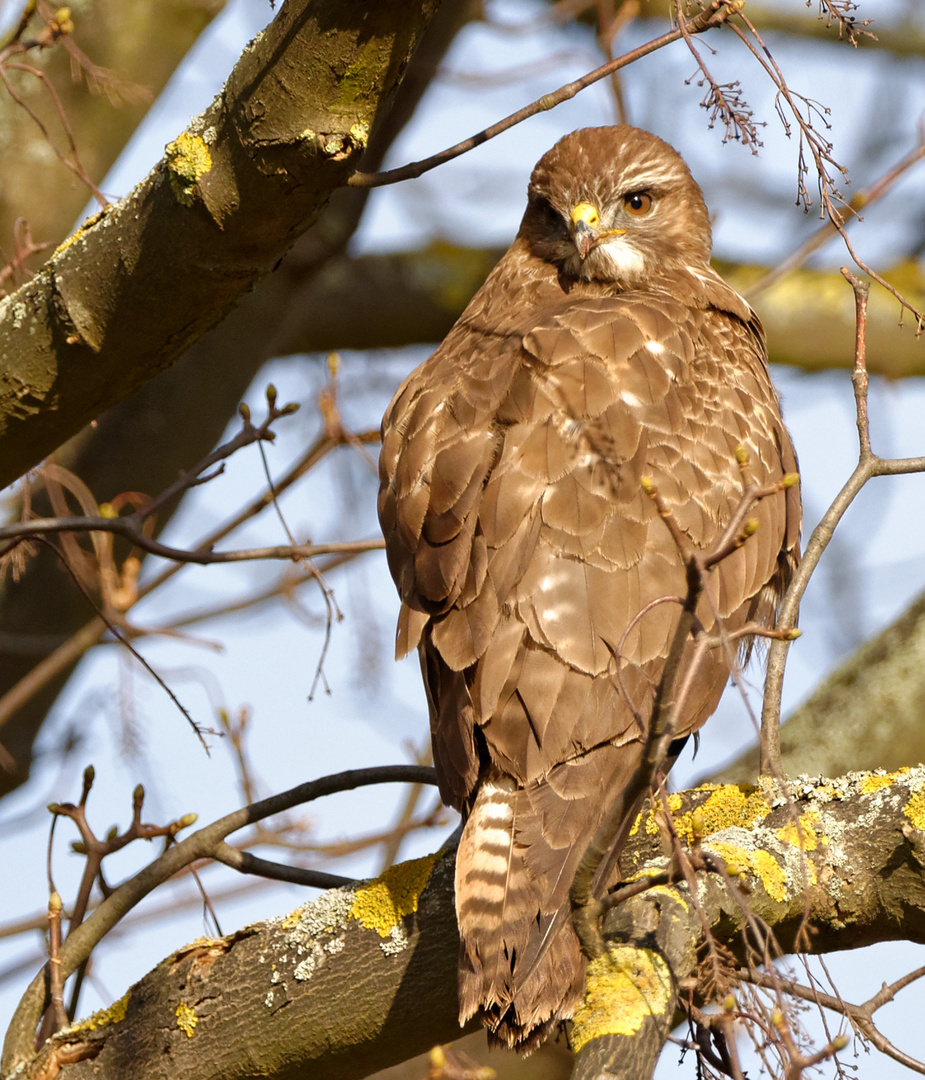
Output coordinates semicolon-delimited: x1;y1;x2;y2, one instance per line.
335;39;390;110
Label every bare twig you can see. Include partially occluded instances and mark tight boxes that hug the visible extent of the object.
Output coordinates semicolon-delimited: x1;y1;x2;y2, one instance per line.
728;10;925;331
0;517;385;568
0;406;379;738
747;136;925;298
210;844;352;890
34;537;210;750
45;893;66;1034
760;270;925;770
739;966;925;1076
677;2;764;150
348;0;741;188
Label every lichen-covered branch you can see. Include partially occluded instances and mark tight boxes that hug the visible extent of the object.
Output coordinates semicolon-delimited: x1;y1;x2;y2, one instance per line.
1;765;437;1078
12;766;925;1080
0;0;439;490
15;852;467;1080
571;766;925;1077
0;0;227;263
0;0;471;805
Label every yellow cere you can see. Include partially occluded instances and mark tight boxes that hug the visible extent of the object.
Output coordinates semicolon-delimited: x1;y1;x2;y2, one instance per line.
571;202;601;228
350;854;436;937
571;946;672;1051
175;1002;198;1038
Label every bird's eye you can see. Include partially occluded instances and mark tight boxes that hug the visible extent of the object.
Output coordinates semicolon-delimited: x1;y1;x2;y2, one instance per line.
624;192;653;216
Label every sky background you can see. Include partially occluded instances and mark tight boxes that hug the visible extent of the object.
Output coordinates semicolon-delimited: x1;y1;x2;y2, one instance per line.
2;0;925;1074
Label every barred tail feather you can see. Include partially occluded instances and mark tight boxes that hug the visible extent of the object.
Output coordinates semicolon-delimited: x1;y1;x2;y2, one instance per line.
455;776;585;1050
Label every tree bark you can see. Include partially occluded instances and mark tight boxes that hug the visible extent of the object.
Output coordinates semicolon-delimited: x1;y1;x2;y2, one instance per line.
0;0;227;262
11;766;925;1080
0;0;439;491
713;586;925;783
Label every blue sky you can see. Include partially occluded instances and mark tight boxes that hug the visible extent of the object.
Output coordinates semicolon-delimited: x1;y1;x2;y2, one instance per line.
2;0;925;1072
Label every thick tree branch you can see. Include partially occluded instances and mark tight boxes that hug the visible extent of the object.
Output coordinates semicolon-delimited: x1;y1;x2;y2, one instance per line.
12;766;925;1080
0;0;472;801
0;0;439;490
1;765;438;1076
0;0;227;266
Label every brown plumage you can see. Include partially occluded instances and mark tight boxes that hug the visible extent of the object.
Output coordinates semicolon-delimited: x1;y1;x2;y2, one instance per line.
378;126;800;1050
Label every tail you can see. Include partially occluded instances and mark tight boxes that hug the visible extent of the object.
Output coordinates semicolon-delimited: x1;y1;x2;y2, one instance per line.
454;775;586;1050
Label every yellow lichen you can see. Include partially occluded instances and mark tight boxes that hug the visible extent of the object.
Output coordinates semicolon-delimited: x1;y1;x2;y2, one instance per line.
350;853;436;937
631;785;771;842
571;946;672;1051
751;850;792;900
670;785;770;843
623;866;666;883
175;1002;198;1037
904;789;925;831
776;813;820;852
165;132;212;207
51;226;86;261
631;792;683;837
75;991;130;1032
648;884;689;911
708;842;789;903
612;869;689;911
860;767;911;795
50;206;112;261
281;908;303;930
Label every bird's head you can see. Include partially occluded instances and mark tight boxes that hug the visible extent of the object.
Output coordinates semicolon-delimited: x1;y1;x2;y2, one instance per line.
518;126;713;287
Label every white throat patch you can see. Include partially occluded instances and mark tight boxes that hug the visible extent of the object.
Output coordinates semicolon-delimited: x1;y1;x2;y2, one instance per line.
598;238;646;280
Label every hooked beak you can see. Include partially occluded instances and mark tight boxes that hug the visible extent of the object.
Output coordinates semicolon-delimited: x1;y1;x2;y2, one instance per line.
570;201;626;261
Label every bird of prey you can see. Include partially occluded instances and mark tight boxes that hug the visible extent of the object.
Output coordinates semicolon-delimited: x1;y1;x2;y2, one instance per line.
378;126;800;1050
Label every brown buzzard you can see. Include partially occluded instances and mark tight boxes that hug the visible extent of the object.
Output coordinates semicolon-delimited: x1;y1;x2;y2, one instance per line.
378;126;800;1049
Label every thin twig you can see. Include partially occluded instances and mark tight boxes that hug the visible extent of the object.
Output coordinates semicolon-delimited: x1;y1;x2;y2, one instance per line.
760;269;925;771
35;537;209;750
0;517;386;567
747;137;925;298
348;0;740;188
211;844;352;890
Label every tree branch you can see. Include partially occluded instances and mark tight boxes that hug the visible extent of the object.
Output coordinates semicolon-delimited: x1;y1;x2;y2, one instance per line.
1;764;437;1076
0;0;439;490
13;766;925;1080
